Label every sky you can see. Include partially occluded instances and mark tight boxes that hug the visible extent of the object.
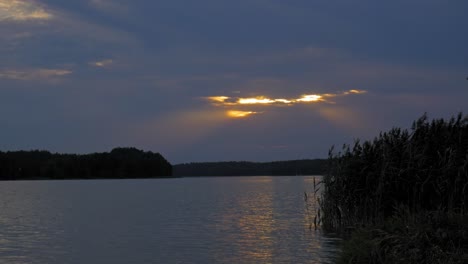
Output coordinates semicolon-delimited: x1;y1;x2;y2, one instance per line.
1;0;467;164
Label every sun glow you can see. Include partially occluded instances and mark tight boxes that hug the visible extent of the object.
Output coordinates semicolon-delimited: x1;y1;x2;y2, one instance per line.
227;110;258;118
238;97;275;104
206;89;366;107
296;94;323;102
206;89;367;120
274;99;293;104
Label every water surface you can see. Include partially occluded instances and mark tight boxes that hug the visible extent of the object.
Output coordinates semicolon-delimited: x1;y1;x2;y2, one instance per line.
0;176;339;263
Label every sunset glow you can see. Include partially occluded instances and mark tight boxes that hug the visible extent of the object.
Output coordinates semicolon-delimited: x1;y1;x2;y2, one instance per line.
207;89;367;107
274;99;293;104
296;95;323;102
346;89;367;95
207;96;231;103
227;110;258;118
238;98;275;104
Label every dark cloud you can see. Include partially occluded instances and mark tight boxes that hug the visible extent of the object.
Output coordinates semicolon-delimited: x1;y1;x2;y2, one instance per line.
1;0;467;163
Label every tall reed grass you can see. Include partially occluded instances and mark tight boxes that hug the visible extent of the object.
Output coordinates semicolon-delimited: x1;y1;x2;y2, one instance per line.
321;113;468;263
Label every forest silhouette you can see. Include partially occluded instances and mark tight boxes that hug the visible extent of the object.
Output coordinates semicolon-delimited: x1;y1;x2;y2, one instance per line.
0;147;172;180
174;159;325;177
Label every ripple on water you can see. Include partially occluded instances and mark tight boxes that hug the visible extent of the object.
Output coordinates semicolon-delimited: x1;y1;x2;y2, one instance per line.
0;176;339;263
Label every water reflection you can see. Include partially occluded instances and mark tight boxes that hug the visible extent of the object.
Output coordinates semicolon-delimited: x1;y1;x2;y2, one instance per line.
0;181;66;264
213;176;340;263
0;177;339;264
215;179;275;263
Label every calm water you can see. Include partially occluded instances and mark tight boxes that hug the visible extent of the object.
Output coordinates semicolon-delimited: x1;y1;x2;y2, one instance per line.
0;176;340;264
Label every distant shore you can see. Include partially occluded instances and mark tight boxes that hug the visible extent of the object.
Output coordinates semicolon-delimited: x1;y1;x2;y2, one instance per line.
1;147;327;181
0;147;172;181
173;159;326;177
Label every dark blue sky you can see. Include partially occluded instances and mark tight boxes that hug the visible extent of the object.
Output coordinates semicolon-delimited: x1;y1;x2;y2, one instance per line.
1;0;467;163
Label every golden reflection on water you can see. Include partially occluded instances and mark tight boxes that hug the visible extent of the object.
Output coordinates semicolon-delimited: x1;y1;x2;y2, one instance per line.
238;193;275;262
214;178;275;263
214;176;335;264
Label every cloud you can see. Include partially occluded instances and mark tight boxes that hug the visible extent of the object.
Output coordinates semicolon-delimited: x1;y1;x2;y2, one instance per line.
52;10;138;47
205;89;368;120
172;45;344;69
89;59;114;68
206;89;367;107
0;0;53;22
227;110;260;118
1;1;139;56
241;46;345;65
89;0;128;14
0;68;72;80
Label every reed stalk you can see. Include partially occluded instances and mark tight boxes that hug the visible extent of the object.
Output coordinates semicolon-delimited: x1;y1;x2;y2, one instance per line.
320;113;468;263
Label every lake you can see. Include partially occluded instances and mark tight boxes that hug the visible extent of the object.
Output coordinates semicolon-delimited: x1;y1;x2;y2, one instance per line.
0;176;340;263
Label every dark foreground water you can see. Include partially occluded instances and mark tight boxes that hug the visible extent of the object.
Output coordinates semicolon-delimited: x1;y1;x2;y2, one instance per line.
0;176;339;264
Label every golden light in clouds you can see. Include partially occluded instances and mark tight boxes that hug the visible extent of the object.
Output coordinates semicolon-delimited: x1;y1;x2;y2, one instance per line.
227;110;258;118
0;0;53;21
238;98;275;105
207;89;366;106
346;89;367;95
296;95;323;102
274;99;292;104
208;96;230;103
207;89;367;119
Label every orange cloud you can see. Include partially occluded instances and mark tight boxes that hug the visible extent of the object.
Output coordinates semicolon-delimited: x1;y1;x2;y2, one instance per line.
206;89;366;107
226;110;259;118
206;89;367;119
0;0;53;21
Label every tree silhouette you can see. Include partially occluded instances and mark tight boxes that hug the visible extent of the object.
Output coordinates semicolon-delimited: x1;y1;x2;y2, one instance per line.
0;148;172;180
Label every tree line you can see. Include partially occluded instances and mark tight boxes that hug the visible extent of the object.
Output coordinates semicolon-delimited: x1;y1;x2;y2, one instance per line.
173;159;326;177
0;147;172;180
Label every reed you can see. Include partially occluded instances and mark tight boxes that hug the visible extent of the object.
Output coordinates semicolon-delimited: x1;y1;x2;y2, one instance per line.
321;113;468;263
305;176;322;231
